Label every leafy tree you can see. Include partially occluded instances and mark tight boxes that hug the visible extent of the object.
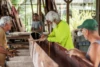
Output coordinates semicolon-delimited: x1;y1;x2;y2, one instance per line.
11;0;24;9
69;9;94;31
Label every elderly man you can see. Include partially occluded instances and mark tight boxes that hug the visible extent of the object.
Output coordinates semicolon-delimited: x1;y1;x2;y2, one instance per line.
0;16;12;67
44;11;74;50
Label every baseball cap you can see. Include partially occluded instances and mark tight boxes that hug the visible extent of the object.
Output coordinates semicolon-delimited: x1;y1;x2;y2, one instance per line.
78;19;98;30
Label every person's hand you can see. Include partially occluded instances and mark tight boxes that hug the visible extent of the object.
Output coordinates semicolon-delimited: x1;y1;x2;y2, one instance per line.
68;49;93;66
68;48;86;58
0;47;7;54
40;34;47;41
7;51;14;57
41;34;46;38
32;31;38;33
39;36;47;41
68;49;78;57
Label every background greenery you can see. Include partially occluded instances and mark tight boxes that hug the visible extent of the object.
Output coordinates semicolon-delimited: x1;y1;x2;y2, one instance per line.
11;0;96;32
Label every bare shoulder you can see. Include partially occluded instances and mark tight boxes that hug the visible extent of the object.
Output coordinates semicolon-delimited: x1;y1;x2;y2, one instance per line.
92;42;100;47
91;42;100;51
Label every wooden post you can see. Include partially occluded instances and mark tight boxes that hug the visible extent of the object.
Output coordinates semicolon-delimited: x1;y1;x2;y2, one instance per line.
25;0;26;29
30;0;34;14
39;0;42;21
64;0;72;24
48;0;51;11
42;0;46;15
96;0;100;34
45;0;54;13
48;42;51;56
37;0;39;14
52;0;57;12
45;0;48;14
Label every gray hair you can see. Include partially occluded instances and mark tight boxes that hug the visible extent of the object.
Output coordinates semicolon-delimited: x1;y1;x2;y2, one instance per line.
45;11;60;22
0;16;12;27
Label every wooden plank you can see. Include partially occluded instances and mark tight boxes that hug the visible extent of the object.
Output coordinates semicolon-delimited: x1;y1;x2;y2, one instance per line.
6;32;30;39
64;0;72;24
7;35;29;39
8;32;31;36
96;0;100;34
29;39;58;67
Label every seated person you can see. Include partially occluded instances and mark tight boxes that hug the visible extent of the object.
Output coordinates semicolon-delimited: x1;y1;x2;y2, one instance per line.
69;19;100;67
31;13;43;34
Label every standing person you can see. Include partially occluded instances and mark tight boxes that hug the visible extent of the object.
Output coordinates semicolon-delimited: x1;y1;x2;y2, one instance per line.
78;19;100;67
0;16;12;67
44;11;74;50
69;19;100;67
31;13;43;34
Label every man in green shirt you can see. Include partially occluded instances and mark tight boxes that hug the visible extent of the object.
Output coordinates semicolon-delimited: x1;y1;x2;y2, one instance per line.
45;11;74;50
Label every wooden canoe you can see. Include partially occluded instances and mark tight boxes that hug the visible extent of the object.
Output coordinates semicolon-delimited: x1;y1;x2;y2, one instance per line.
29;36;93;67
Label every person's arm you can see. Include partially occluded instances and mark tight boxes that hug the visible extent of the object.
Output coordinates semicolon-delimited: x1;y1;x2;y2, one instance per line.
48;29;55;37
31;27;34;32
47;28;59;42
0;32;3;46
0;46;7;54
31;22;35;32
47;24;67;43
40;28;55;39
37;23;43;32
92;43;100;67
39;21;43;32
68;48;86;58
0;32;8;54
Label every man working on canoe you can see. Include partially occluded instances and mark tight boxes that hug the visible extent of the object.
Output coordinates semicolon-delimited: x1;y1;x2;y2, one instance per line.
0;16;13;67
42;11;74;50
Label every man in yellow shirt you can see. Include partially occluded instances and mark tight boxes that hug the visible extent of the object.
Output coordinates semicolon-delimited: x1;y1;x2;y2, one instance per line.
45;11;74;50
0;16;12;67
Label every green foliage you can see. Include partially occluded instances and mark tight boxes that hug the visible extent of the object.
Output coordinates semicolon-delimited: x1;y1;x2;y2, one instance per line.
11;0;24;4
69;9;94;31
11;0;96;32
61;9;94;31
11;0;24;9
93;0;96;9
19;5;37;32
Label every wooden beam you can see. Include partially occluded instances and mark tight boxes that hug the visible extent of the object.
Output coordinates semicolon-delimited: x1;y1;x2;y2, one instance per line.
39;0;42;21
96;0;100;34
37;0;39;13
64;0;72;24
30;0;34;14
45;0;54;13
48;0;51;11
42;0;46;15
52;0;58;12
25;0;27;29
